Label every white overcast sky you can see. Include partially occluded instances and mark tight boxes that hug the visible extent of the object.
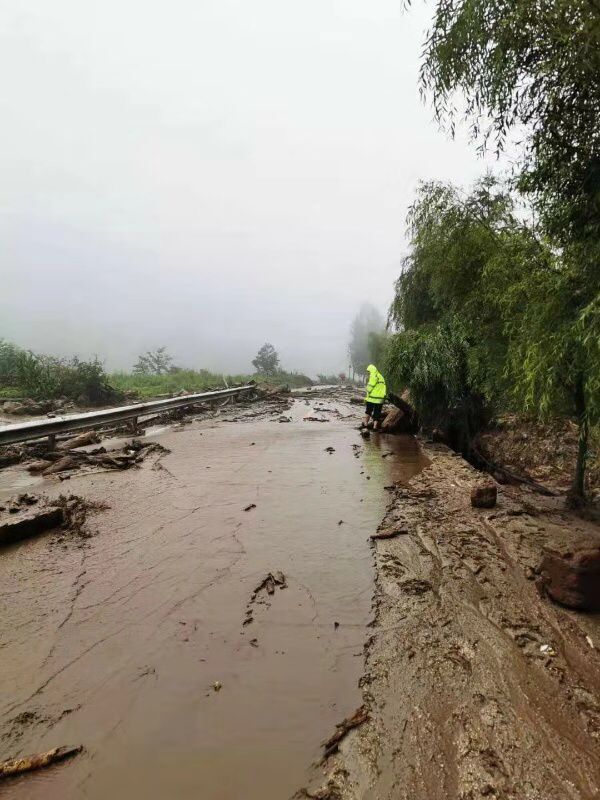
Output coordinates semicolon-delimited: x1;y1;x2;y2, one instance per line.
0;0;495;376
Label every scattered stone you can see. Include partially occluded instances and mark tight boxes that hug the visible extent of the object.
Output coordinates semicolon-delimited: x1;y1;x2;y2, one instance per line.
325;447;335;453
213;681;222;692
471;482;498;508
244;503;257;512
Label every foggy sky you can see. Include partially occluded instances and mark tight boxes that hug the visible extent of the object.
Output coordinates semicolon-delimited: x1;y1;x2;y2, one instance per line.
1;0;494;376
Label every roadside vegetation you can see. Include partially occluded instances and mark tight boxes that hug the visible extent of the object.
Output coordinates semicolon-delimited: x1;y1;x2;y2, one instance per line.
0;339;118;404
110;368;312;398
0;341;313;405
383;0;600;503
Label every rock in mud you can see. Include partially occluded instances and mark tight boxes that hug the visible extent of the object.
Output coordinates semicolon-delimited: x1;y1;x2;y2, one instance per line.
470;482;497;508
540;545;600;611
0;506;64;546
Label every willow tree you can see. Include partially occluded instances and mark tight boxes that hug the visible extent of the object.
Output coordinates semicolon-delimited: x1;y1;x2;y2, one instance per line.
416;0;600;501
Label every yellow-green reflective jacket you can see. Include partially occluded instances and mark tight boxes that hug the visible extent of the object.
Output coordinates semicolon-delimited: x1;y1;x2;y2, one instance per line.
365;365;386;404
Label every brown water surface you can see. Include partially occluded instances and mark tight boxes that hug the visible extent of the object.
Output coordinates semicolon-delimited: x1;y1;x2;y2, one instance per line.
0;400;426;799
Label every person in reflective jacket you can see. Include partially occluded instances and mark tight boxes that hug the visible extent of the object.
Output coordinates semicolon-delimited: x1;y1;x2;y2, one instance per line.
362;364;387;430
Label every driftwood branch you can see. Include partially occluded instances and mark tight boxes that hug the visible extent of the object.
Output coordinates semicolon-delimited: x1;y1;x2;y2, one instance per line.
0;745;83;779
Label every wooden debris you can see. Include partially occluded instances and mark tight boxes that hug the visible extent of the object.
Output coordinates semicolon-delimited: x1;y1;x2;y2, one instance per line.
370;527;408;540
0;745;83;779
322;706;369;759
58;430;100;451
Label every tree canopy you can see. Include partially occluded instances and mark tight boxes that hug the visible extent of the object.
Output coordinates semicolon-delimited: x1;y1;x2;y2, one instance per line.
133;347;174;376
252;343;280;376
384;175;599;498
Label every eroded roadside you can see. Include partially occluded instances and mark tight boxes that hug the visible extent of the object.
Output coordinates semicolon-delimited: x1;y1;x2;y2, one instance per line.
304;444;600;800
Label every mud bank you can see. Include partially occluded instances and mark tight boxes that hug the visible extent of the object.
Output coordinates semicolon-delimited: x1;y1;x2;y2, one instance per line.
309;444;600;800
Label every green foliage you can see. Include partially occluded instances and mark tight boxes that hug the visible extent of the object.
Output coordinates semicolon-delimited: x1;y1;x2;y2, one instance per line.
420;0;600;235
0;339;116;404
387;173;600;496
415;0;600;497
133;347;174;376
384;322;485;452
252;343;280;376
388;176;539;408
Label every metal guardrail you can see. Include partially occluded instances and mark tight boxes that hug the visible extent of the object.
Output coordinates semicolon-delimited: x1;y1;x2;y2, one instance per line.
0;385;255;446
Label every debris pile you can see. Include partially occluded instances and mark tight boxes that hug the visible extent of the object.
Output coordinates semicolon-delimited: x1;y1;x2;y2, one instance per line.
25;439;169;478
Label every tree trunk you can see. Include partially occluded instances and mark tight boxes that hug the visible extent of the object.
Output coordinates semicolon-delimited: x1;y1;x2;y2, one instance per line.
570;373;588;503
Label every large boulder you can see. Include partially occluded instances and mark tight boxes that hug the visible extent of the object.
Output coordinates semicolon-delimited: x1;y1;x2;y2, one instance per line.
540;545;600;611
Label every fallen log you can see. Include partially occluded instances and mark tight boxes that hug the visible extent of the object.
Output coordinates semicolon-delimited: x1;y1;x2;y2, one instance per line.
0;745;82;779
58;430;100;451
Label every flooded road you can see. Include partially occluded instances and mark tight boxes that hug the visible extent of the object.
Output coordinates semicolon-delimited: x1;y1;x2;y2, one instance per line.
0;399;426;799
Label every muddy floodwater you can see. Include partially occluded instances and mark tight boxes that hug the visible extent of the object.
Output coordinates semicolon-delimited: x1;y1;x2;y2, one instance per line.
0;399;426;799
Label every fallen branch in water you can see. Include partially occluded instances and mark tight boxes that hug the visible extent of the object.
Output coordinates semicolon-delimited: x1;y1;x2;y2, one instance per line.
0;745;83;779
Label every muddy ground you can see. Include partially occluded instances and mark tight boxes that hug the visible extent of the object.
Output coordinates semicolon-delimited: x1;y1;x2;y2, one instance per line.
0;389;424;799
1;390;600;799
307;445;600;800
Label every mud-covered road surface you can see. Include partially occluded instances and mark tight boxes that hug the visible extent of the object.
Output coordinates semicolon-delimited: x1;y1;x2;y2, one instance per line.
0;394;426;799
